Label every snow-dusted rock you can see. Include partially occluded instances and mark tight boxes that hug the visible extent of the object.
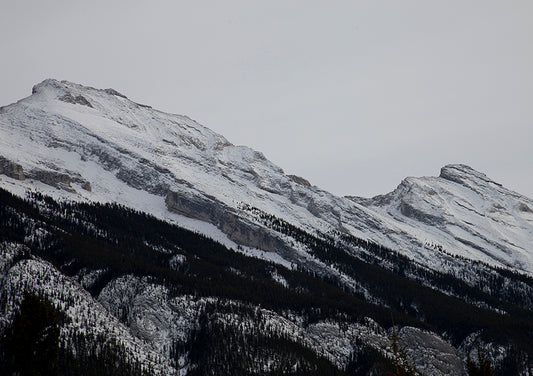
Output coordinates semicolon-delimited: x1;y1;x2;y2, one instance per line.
398;326;465;376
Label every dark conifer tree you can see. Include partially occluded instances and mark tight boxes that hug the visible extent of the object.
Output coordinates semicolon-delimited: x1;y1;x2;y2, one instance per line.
1;293;60;376
466;348;494;376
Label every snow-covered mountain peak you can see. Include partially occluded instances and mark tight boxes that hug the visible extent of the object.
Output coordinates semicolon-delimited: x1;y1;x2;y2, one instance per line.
0;79;299;232
23;79;211;140
32;78;127;98
31;78;68;96
379;164;523;208
358;165;533;272
29;79;128;109
2;78;237;165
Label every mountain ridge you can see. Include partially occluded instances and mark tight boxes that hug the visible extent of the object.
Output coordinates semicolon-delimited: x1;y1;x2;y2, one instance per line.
1;79;533;375
1;79;532;275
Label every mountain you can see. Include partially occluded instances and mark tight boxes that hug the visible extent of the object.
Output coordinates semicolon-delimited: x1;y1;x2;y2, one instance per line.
1;79;532;276
349;164;533;273
1;79;532;375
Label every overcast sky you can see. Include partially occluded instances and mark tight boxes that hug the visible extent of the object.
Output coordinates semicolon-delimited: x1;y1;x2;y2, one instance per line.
1;1;532;198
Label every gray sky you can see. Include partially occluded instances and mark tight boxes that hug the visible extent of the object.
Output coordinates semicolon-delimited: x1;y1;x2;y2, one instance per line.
1;1;532;198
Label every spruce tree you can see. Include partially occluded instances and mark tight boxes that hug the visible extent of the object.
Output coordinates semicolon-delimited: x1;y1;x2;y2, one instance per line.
1;293;60;376
466;347;494;376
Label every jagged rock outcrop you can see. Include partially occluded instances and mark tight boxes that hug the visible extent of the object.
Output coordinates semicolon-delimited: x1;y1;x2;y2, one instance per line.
104;88;128;98
29;169;75;191
288;174;311;187
0;156;25;180
24;167;93;193
59;92;93;107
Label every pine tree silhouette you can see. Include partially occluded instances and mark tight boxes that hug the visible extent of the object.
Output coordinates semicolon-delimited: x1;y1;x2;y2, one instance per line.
1;293;60;376
380;315;418;376
466;347;494;376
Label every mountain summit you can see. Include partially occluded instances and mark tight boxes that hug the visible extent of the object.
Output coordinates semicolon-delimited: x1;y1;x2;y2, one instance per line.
351;163;533;272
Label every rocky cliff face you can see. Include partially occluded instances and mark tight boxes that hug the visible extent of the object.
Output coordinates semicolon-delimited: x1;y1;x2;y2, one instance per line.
165;189;291;257
0;157;25;181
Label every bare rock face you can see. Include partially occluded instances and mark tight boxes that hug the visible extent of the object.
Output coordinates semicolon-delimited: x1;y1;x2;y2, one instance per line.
288;174;311;187
439;164;500;188
29;169;75;192
59;93;93;108
399;198;445;227
0;157;25;180
26;167;92;193
165;190;286;254
103;88;128;98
